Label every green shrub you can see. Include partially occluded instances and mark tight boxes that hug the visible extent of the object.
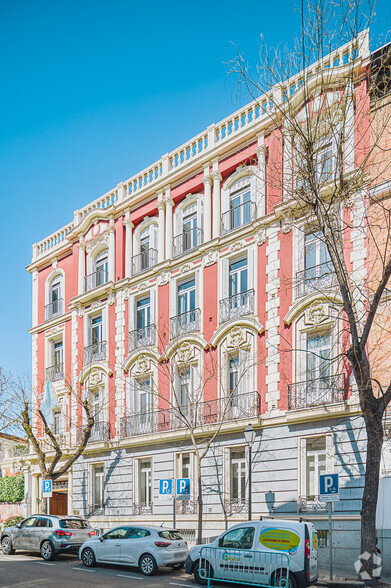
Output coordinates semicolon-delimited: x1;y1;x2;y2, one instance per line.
0;474;24;503
3;515;24;528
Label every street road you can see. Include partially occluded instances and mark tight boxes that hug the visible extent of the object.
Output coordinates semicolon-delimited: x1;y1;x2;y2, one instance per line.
0;551;198;588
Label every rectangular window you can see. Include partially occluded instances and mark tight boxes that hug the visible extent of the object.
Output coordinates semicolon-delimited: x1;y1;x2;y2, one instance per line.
178;279;196;315
137;378;152;429
229;258;248;297
179;368;191;416
306;333;332;404
53;341;63;366
91;315;102;344
230;448;246;502
305;232;331;273
50;279;61;304
136;297;151;329
92;464;104;511
228;355;239;405
53;412;61;435
183;204;198;250
139;459;152;506
306;438;326;501
316;138;333;183
230;188;251;229
95;251;108;286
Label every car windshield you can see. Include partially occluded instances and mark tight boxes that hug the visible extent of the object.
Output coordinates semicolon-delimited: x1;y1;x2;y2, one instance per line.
158;530;183;540
59;519;90;529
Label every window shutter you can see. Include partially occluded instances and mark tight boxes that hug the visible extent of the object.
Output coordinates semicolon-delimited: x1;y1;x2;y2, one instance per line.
300;437;307;500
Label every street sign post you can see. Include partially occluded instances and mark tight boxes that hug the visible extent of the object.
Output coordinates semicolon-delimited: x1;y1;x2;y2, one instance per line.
42;479;52;498
159;479;173;496
319;474;339;581
176;478;190;501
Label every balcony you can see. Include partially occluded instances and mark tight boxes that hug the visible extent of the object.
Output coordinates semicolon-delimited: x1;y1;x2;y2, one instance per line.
77;421;110;444
221;201;256;235
224;498;248;515
173;227;203;257
287;373;346;410
120;391;260;438
83;341;107;364
219;289;254;323
133;502;153;516
296;261;337;297
132;248;157;275
129;324;156;351
46;363;64;382
87;503;105;516
176;500;198;515
44;299;64;321
170;308;201;338
85;269;109;292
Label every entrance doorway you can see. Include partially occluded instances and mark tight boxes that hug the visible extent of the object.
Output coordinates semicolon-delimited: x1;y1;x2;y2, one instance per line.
50;492;68;515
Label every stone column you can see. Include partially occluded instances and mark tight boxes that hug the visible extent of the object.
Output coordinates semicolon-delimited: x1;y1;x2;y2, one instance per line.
124;210;134;278
256;134;266;218
78;242;85;295
108;220;116;282
212;169;222;239
203;169;212;242
157;197;165;263
165;188;174;260
32;270;38;327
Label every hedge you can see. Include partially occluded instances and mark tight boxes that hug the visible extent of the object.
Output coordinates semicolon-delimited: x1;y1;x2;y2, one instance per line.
0;474;24;503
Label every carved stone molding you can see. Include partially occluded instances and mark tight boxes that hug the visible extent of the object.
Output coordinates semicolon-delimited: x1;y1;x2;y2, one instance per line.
52;258;58;269
132;354;150;376
176;341;194;364
88;368;104;390
76;304;84;318
203;249;218;267
108;289;116;306
281;213;294;234
227;325;247;349
85;231;109;254
137;281;148;293
229;240;245;253
180;263;193;275
254;227;267;246
157;271;170;287
123;287;131;300
305;300;329;326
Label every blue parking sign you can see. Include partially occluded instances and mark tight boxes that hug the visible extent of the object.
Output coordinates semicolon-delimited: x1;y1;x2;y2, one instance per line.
176;478;190;500
159;479;173;496
42;479;52;498
319;474;339;501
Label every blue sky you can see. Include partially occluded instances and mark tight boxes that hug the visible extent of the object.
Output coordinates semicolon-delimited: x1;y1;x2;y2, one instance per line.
0;0;390;378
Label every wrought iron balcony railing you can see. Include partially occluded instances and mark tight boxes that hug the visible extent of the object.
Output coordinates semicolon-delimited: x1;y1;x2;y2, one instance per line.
133;502;153;515
224;498;248;515
221;201;256;235
120;391;260;438
12;444;29;457
87;503;105;516
129;324;156;351
83;341;107;364
170;308;201;338
46;363;64;382
85;269;109;292
44;299;64;321
287;373;346;410
296;261;337;297
132;248;158;275
176;500;198;515
173;227;203;257
77;421;110;444
219;289;254;323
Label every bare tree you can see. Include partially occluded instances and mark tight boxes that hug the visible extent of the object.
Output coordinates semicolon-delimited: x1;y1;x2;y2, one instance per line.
229;0;391;582
122;321;262;544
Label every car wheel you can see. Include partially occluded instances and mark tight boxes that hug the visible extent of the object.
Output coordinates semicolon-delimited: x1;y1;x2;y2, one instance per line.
274;570;297;588
139;553;158;576
194;560;213;586
81;547;96;568
40;540;55;561
1;537;15;556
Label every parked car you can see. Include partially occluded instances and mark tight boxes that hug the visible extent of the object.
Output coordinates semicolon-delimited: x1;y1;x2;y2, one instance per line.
79;525;189;575
185;518;318;587
1;515;99;561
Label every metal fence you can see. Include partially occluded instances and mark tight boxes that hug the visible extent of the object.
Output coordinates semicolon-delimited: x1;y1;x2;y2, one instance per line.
220;289;254;323
199;546;290;587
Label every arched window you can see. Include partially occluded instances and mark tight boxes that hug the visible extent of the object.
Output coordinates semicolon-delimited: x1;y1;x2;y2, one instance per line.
133;224;158;275
222;170;258;234
44;273;64;321
86;249;108;291
174;198;203;256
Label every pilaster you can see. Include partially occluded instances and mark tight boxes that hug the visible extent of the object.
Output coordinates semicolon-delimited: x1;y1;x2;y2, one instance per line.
165;187;174;260
203;168;212;243
212;163;222;240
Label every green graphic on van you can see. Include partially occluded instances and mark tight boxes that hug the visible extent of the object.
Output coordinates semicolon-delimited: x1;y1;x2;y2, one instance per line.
259;528;301;554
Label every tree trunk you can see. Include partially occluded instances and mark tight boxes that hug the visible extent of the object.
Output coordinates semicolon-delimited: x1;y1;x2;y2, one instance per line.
361;411;384;585
196;457;203;544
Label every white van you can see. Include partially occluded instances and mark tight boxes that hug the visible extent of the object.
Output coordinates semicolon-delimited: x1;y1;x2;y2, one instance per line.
185;518;318;587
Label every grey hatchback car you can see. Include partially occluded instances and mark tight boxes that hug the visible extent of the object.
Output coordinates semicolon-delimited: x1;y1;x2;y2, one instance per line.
1;515;99;561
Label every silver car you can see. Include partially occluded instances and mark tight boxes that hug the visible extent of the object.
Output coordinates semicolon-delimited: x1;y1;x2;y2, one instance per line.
1;515;99;561
79;525;189;575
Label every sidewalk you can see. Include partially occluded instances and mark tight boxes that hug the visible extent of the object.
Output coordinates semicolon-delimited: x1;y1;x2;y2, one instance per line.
318;566;391;587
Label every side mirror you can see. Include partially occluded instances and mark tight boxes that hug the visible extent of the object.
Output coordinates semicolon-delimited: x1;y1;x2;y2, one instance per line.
16;523;22;529
99;536;104;542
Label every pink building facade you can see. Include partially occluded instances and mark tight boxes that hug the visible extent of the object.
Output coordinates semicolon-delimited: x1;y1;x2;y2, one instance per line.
26;30;391;570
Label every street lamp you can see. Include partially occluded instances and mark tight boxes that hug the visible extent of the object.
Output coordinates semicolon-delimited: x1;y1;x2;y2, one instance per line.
243;424;256;521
